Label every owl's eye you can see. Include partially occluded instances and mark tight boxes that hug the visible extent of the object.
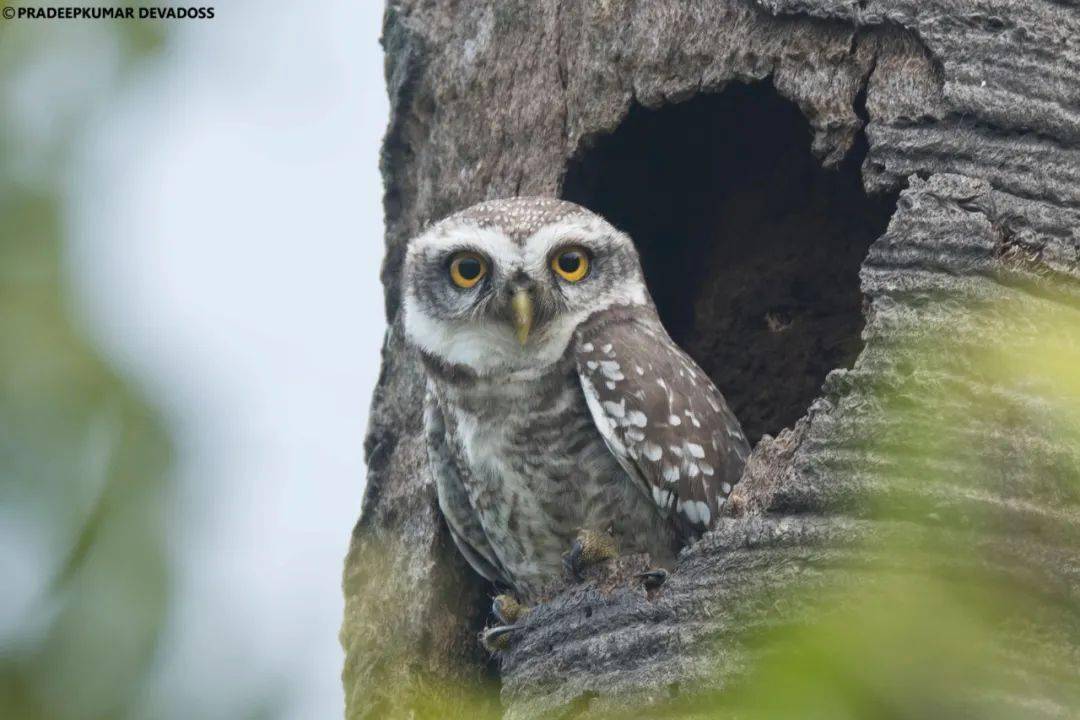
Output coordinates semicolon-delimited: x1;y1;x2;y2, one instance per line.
551;247;590;282
449;252;487;288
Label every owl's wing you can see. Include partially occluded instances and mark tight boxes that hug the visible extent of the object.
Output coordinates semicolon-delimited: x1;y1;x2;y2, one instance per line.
574;305;750;539
424;385;513;587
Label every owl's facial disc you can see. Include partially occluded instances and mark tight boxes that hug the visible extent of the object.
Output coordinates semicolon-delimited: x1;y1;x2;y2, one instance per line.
403;201;649;375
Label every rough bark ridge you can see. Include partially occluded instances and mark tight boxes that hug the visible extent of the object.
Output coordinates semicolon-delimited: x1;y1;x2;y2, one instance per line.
342;2;1080;718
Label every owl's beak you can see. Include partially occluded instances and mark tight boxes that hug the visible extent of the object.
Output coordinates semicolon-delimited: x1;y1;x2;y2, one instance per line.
511;288;533;346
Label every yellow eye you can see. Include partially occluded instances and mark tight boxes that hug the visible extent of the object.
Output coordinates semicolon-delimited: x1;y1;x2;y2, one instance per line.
449;252;487;288
551;247;590;282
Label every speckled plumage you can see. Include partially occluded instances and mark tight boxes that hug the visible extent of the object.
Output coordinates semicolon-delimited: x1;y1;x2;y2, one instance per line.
449;197;587;240
403;197;749;599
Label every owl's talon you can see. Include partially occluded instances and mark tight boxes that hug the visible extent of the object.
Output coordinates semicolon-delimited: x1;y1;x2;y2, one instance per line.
492;594;530;625
562;528;618;580
636;568;669;589
479;624;522;652
562;540;583;580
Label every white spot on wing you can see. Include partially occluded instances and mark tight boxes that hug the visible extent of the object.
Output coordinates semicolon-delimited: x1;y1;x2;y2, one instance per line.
603;400;626;418
600;360;624;381
687;443;705;458
579;375;627;458
683;500;700;524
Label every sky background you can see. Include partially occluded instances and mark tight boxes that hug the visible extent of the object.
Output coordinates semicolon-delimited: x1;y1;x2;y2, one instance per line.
54;2;386;717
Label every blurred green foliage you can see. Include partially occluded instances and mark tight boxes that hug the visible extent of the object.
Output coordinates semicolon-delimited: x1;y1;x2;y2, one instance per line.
711;290;1080;718
0;9;174;720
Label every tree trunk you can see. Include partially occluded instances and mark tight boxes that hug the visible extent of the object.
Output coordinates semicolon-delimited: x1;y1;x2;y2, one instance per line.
342;2;1080;718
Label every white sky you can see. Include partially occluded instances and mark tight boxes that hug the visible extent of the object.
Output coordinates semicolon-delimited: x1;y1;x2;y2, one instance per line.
66;2;388;717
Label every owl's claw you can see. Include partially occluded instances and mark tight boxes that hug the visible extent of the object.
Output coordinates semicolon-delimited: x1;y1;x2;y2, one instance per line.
481;595;530;652
479;624;522;652
492;593;530;625
636;568;669;589
562;528;618;580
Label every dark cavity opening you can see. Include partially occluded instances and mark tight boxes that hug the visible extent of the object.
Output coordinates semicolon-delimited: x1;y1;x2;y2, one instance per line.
563;82;897;444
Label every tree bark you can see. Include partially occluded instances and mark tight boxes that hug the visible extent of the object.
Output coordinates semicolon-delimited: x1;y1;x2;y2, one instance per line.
342;2;1080;718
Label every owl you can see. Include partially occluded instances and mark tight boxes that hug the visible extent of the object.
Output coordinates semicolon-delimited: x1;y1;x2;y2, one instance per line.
402;197;749;605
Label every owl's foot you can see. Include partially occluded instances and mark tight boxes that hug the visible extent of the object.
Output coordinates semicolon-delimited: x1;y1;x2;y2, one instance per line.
480;594;531;653
479;623;522;653
562;528;618;581
492;593;530;625
636;568;669;589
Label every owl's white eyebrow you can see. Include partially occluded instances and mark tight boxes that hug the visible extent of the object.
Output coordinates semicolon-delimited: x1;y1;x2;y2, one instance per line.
522;214;615;269
412;222;519;270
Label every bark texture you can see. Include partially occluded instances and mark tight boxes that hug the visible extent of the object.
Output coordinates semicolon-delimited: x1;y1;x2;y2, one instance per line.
342;2;1080;718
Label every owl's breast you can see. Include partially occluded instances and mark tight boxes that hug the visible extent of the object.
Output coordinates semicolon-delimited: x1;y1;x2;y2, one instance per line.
436;367;668;592
449;372;612;512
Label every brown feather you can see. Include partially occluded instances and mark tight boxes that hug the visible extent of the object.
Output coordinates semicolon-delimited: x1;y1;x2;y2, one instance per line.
574;304;750;538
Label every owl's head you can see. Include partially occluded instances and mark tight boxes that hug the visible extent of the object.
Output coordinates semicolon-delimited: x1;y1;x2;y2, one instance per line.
402;197;650;376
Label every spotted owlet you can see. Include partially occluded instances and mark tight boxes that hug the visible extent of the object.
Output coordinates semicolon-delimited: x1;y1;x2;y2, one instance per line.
402;197;749;602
